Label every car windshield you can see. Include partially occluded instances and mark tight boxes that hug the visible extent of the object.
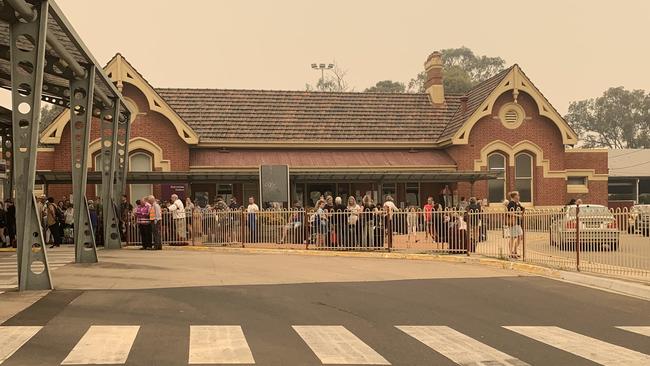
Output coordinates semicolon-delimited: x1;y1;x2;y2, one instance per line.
567;206;611;216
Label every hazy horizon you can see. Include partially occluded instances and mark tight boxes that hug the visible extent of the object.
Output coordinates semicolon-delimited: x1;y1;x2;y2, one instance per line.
2;0;649;115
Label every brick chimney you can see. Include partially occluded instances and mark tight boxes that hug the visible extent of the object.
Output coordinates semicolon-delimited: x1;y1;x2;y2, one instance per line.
424;51;445;106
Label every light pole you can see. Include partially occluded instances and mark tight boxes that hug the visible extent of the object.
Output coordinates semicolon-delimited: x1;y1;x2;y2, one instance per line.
311;63;334;88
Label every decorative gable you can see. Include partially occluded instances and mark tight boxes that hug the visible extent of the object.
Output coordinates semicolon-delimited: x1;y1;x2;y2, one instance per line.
450;65;578;146
40;53;199;145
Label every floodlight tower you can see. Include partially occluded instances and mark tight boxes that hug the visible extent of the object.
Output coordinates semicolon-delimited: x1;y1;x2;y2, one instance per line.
311;63;334;85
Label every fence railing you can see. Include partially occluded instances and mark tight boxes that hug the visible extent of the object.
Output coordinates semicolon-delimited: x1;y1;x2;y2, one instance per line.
125;206;650;282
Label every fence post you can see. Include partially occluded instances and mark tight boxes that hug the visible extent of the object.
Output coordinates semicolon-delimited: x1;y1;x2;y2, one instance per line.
240;210;246;248
387;209;393;251
576;204;581;272
521;209;526;262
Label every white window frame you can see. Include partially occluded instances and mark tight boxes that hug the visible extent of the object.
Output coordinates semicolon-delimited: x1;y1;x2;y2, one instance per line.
487;152;507;203
514;152;534;203
128;152;153;204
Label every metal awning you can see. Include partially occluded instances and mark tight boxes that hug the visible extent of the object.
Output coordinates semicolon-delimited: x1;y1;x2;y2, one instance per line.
0;0;131;113
35;169;497;184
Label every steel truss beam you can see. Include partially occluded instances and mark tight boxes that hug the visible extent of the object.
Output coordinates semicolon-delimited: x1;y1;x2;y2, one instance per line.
10;0;51;290
69;66;97;263
100;102;121;249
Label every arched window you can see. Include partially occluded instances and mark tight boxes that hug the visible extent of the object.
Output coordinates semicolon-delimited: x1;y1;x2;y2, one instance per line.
129;152;153;205
515;153;533;203
487;153;506;203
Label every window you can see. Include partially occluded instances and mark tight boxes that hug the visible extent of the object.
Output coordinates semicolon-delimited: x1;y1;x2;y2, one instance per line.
217;184;233;202
129;152;153;205
382;183;396;203
567;177;587;186
406;183;419;207
487;153;506;203
515;153;533;203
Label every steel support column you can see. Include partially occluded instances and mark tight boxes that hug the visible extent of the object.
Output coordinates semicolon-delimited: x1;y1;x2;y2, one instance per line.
69;66;97;263
10;0;51;290
112;110;130;245
100;102;121;249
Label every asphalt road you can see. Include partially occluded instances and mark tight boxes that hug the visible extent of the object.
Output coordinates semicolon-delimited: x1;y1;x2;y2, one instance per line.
1;275;649;365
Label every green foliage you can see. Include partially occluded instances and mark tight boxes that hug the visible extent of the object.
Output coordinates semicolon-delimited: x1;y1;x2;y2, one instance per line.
407;47;506;94
39;104;65;133
364;80;406;93
565;87;650;148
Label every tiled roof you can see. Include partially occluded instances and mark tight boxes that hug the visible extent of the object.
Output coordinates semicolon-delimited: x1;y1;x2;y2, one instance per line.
156;88;463;143
437;66;514;142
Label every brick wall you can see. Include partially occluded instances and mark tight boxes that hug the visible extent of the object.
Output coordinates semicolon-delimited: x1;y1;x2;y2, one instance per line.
37;83;190;200
446;91;606;207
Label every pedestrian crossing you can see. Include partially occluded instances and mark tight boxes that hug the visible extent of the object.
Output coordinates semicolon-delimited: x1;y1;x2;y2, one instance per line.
0;324;647;365
0;246;75;290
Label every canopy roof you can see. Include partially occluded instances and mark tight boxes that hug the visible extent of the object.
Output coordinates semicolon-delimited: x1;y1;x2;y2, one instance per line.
0;0;131;115
36;169;496;184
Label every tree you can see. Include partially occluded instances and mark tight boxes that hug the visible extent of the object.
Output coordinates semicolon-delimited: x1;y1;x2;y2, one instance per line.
407;47;506;94
364;80;406;93
306;63;354;92
39;104;64;132
565;87;650;148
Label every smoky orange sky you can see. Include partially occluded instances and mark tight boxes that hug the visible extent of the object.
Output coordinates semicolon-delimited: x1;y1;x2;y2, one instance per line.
7;0;650;114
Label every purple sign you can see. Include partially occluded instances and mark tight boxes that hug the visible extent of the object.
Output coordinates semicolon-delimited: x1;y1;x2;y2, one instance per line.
161;183;186;201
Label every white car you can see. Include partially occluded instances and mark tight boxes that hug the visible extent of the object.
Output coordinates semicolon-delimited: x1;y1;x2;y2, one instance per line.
628;204;650;237
550;204;620;251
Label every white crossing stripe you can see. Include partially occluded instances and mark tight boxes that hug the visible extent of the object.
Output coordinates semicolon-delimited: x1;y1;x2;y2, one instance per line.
61;325;139;365
504;326;650;366
189;325;255;364
397;326;529;366
0;326;42;364
617;326;650;337
293;325;390;365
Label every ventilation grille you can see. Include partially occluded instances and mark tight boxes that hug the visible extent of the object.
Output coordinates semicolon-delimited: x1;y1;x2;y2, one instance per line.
504;109;519;124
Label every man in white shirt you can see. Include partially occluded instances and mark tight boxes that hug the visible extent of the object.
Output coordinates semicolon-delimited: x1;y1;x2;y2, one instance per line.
167;194;186;241
246;196;259;242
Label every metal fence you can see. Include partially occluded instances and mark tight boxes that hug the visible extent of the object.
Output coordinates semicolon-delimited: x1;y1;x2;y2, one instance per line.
125;206;650;282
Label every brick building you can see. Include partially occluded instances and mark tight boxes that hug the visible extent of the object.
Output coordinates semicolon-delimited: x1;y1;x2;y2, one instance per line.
37;52;608;209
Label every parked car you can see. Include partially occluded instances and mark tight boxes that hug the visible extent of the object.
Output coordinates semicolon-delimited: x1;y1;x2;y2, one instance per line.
628;204;650;237
550;204;619;251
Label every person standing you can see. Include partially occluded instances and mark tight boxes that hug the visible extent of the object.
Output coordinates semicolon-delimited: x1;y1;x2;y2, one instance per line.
423;197;436;242
246;196;259;243
64;203;74;244
119;195;132;242
360;195;376;247
507;191;524;259
136;199;152;249
167;194;186;242
46;197;62;248
345;196;361;247
148;195;162;250
4;199;15;248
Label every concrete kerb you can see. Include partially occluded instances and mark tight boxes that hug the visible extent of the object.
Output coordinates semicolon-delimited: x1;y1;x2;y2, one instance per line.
162;245;650;300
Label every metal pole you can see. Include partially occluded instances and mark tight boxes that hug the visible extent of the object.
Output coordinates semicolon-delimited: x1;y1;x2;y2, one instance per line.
69;65;98;263
10;0;52;290
100;102;121;249
112;111;129;245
